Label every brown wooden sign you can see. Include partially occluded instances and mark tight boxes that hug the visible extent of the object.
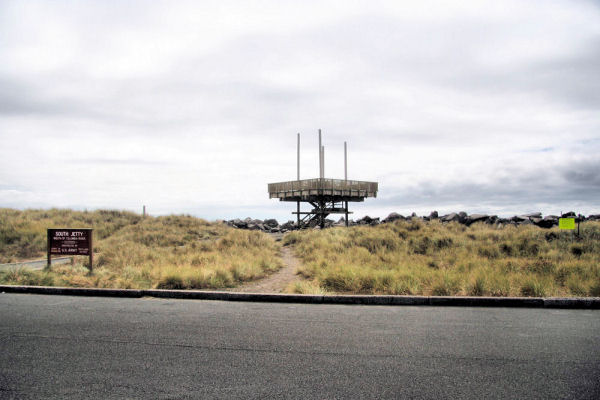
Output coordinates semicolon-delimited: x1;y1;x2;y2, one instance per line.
47;228;93;271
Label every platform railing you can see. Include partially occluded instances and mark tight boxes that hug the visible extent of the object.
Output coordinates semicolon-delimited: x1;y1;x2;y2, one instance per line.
268;178;378;195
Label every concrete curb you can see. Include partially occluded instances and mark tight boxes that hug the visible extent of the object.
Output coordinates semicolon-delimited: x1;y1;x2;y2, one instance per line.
1;285;599;309
0;285;143;298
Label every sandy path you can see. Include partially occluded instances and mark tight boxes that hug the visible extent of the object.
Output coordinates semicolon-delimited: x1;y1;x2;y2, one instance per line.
232;245;301;293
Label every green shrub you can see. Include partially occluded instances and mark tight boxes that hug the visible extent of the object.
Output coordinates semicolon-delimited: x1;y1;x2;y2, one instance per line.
157;274;185;289
570;244;583;257
499;243;514;256
431;273;461;296
478;245;500;259
566;276;587;296
469;275;488;296
520;278;547;297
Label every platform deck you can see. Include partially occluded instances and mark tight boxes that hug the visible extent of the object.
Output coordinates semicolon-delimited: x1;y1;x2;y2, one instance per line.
268;178;378;202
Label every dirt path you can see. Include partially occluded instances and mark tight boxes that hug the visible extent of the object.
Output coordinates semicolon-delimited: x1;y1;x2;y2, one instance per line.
232;245;302;293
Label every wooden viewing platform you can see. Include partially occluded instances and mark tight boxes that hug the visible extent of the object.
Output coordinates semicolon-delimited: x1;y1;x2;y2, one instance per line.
268;130;378;228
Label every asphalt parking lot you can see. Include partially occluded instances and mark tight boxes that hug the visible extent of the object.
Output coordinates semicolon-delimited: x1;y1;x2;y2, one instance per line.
1;293;598;399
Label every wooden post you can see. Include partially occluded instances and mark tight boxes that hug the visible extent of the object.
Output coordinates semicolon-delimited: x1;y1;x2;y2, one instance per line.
88;230;93;274
46;229;51;270
143;205;146;218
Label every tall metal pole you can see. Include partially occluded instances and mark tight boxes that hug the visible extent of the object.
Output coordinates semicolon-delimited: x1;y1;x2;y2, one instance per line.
344;141;347;181
297;133;300;227
344;141;348;226
321;146;325;178
318;129;322;178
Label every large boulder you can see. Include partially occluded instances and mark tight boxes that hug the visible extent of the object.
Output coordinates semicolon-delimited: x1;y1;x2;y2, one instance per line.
247;223;264;231
384;212;404;223
458;212;468;223
429;211;439;219
441;212;459;222
232;218;247;228
511;215;528;223
465;214;489;226
281;220;296;230
487;215;499;224
263;219;279;228
535;216;556;228
358;216;374;225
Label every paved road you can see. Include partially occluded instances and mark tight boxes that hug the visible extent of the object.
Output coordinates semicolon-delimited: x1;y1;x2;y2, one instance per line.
0;293;598;399
0;257;71;271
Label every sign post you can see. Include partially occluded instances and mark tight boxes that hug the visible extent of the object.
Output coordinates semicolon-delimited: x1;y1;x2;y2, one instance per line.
47;228;93;273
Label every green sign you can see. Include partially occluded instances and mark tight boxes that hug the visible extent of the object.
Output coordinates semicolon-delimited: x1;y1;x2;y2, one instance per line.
559;218;575;230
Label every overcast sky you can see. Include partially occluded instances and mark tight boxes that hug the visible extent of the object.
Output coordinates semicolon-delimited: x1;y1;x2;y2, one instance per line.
0;0;598;221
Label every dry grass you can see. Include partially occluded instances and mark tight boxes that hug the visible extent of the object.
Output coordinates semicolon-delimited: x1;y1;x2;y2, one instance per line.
283;220;600;297
0;209;282;289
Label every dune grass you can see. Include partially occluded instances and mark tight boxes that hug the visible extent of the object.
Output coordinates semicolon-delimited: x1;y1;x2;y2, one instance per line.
284;220;600;297
3;209;598;296
0;209;282;289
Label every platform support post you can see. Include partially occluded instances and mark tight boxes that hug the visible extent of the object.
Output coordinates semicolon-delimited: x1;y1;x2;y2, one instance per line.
296;201;300;227
345;201;349;227
319;200;325;228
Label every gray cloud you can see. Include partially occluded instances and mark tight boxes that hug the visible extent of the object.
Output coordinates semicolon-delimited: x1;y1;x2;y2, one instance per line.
447;39;600;110
379;159;600;211
0;77;72;116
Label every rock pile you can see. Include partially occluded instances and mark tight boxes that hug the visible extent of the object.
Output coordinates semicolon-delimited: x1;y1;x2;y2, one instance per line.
225;211;599;232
